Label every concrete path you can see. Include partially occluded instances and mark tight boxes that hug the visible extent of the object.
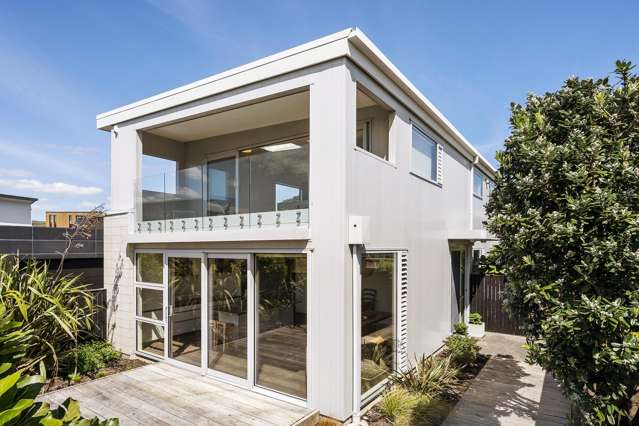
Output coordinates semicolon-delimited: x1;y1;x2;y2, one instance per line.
443;333;569;426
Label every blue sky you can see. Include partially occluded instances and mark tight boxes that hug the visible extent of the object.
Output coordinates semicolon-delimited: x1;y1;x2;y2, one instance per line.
1;1;638;220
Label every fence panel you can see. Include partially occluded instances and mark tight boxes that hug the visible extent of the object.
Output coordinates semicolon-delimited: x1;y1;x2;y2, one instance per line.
470;274;523;335
86;288;108;340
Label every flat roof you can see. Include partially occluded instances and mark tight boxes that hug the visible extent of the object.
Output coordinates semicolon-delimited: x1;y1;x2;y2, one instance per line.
97;28;496;176
0;193;38;204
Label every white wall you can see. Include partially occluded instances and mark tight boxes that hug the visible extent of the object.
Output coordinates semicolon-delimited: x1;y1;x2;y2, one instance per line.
346;61;474;361
0;199;32;226
105;57;490;422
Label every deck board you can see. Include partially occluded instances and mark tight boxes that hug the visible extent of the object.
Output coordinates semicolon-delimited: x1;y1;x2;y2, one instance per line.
38;362;314;426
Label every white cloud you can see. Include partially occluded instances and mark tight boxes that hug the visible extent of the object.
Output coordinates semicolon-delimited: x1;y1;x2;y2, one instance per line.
0;178;102;195
0;168;33;178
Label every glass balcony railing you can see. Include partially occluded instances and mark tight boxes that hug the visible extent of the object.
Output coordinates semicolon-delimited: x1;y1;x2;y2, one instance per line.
134;138;309;234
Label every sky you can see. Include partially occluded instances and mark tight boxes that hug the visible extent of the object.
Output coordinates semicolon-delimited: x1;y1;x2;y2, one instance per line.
1;1;638;220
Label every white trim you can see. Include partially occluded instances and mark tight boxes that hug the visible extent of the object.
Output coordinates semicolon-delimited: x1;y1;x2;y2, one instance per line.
351;245;362;424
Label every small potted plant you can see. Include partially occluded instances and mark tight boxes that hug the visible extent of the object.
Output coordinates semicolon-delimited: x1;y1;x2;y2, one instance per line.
467;312;485;338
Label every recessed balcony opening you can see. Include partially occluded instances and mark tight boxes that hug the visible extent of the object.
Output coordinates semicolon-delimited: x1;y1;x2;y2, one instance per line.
356;86;394;161
136;90;310;234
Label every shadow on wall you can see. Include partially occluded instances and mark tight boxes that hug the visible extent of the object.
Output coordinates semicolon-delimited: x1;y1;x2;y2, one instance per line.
107;254;124;344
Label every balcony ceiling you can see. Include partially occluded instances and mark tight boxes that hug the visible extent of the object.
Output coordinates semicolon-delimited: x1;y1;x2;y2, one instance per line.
147;91;310;142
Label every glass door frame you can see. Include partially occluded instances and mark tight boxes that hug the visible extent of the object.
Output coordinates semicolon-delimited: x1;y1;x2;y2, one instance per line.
134;249;168;361
204;253;254;387
164;251;204;373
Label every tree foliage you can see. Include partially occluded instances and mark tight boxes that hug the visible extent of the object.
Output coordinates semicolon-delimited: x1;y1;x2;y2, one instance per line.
486;61;639;424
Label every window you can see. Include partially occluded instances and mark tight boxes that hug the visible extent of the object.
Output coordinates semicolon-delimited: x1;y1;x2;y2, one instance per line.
411;125;438;182
136;253;163;284
356;120;372;152
361;252;395;395
135;252;165;359
207;156;237;216
275;183;302;211
473;172;484;198
356;88;392;160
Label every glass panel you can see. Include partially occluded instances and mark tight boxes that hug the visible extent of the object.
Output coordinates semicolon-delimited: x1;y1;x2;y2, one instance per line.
451;251;465;326
473;172;483;197
136;253;163;283
165;165;204;220
140;173;166;222
207;157;237;216
168;257;202;367
361;253;395;394
240;139;309;214
255;254;307;399
137;321;164;357
136;287;163;321
208;258;248;378
411;126;437;181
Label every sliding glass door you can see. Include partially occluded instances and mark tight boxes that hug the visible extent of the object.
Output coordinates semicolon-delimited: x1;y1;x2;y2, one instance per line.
135;250;308;401
255;254;307;399
168;255;202;367
207;255;250;381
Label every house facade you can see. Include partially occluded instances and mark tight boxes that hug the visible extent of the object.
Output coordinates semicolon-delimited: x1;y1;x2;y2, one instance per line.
0;193;37;226
97;28;495;422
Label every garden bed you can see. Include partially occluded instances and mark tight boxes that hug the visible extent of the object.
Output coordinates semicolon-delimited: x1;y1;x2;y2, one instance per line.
362;329;490;426
43;354;149;393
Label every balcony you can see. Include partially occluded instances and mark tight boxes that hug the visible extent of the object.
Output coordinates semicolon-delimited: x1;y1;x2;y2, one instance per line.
135;136;309;236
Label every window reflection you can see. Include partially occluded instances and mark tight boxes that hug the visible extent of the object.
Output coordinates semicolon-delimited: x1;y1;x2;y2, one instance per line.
361;253;395;394
255;254;307;398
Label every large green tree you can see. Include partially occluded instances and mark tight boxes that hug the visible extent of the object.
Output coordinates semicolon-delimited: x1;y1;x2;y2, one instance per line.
486;61;639;425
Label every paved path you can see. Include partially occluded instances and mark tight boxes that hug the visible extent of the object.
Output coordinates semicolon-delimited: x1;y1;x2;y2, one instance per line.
443;333;569;426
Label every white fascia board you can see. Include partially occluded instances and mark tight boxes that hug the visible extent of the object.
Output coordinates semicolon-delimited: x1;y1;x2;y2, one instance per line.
97;27;496;177
346;29;496;177
96;28;354;130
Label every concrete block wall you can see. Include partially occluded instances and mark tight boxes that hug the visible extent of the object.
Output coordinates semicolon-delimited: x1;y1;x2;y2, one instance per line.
103;212;135;354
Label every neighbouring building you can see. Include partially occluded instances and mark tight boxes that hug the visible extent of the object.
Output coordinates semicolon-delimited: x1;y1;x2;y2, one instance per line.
45;211;105;228
0;193;37;226
97;28;495;422
0;195;104;289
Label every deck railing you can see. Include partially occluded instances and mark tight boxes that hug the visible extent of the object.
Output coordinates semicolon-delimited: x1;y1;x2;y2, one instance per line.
134;139;310;234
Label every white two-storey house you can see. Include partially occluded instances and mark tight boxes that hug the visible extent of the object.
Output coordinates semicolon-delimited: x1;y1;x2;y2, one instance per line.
97;28;495;422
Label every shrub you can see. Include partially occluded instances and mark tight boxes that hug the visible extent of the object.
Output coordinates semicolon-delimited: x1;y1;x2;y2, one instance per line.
444;334;479;367
453;321;468;335
389;355;458;399
62;341;120;375
469;312;483;325
0;255;97;373
0;306;117;425
377;388;418;422
486;60;639;423
410;397;451;426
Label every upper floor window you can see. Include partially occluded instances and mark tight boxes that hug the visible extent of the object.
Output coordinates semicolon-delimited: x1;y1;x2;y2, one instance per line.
356;120;372;152
356;88;393;161
473;171;484;198
411;125;440;183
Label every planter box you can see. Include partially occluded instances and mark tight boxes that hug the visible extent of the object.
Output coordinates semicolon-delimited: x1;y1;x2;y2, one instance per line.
468;322;485;338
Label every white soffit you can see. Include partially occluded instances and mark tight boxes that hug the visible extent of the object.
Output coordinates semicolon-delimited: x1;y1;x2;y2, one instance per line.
147;91;309;142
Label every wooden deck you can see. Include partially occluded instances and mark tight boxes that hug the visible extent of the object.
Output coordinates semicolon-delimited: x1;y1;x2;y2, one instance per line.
38;362;317;426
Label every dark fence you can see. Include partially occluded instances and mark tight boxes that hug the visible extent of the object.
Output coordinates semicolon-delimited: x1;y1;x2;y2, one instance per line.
469;274;523;335
87;288;108;340
0;225;103;258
